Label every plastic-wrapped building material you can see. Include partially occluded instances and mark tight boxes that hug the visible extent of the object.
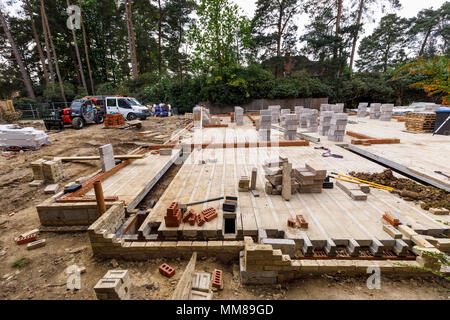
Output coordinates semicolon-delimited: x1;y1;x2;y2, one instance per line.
0;125;51;150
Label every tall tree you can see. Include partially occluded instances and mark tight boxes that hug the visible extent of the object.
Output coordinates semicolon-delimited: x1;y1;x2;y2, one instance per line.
78;0;95;94
408;3;449;58
41;0;67;103
189;0;251;76
40;0;54;89
348;0;401;75
67;0;87;92
25;0;49;86
356;14;409;73
0;6;35;99
125;0;138;79
251;0;302;60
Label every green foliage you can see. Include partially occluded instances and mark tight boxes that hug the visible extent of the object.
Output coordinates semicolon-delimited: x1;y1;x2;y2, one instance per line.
11;257;30;269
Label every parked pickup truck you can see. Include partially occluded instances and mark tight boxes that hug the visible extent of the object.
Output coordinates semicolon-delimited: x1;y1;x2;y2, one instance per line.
105;96;150;121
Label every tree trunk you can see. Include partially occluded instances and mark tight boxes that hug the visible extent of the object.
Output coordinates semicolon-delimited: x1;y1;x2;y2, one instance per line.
125;0;138;79
67;0;87;92
78;0;95;95
40;0;54;89
0;8;36;99
334;0;343;78
41;1;67;104
158;0;163;76
349;0;364;76
419;27;432;57
25;0;49;86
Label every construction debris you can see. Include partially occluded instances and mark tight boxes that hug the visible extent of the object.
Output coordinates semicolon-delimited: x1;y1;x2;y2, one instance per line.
94;270;131;300
27;239;46;250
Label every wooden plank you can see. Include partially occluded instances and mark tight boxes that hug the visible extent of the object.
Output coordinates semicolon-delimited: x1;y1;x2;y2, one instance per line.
171;252;197;300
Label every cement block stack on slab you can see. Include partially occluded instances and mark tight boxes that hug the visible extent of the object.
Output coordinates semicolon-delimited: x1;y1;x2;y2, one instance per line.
259;110;272;141
328;113;348;142
320;104;332;112
319;111;333;136
370;103;381;119
283;114;298;140
333;104;344;113
280;109;291;127
234;107;244;126
306;109;319;132
299;108;311;129
380;104;394;121
357;103;369;118
269;105;281;124
292;163;326;193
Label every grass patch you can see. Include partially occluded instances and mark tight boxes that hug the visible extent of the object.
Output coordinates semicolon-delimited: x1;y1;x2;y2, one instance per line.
11;257;30;269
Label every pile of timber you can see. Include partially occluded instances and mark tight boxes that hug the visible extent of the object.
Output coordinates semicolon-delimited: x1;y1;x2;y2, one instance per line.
405;112;436;133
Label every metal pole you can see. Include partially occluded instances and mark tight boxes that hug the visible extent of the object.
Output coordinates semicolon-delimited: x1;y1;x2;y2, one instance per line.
93;181;106;216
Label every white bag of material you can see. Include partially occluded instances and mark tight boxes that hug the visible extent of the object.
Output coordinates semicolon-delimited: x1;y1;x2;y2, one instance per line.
0;125;51;150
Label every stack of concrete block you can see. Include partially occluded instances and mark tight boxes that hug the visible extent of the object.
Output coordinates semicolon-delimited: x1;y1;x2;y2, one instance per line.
319;111;334;136
94;270;131;300
306;109;318;132
292;164;327;193
280;109;291;127
283;114;298;140
234;107;244;126
357;103;369;118
42;159;64;183
193;106;211;125
328;113;348;142
380;104;394;121
298;109;310;128
370;103;381;119
320;104;332;112
0;125;50;150
332;104;344;113
268;105;281;123
259;110;272;141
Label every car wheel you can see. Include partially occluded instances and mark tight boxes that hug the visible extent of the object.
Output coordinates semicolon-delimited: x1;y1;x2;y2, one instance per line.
94;114;105;124
72;117;84;130
127;113;137;121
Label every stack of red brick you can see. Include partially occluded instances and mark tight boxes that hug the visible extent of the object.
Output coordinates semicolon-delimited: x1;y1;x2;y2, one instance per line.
165;202;218;228
104;113;126;128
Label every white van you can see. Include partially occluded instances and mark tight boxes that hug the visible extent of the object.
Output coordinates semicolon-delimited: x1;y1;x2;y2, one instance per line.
105;96;150;121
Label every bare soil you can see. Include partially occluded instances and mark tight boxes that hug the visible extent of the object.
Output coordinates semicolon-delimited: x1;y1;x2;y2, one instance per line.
0;119;448;300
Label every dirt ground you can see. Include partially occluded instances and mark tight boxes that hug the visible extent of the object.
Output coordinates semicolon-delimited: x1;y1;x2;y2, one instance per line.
0;118;448;300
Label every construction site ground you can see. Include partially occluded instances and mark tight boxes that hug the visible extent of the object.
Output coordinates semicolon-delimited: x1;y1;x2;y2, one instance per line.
0;116;448;300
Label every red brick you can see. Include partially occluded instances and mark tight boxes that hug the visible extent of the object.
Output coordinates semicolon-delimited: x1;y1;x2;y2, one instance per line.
212;269;223;289
197;212;206;227
296;215;308;228
167;202;179;216
165;208;182;228
189;213;197;226
182;209;196;223
16;234;38;245
202;207;218;222
383;212;401;226
287;218;296;228
159;263;175;278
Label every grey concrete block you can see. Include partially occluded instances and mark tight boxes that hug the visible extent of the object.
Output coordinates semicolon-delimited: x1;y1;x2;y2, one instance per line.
347;238;360;257
192;272;211;293
302;235;314;256
369;238;385;256
393;239;409;257
324;238;337;257
99;144;115;173
261;238;295;255
258;229;267;243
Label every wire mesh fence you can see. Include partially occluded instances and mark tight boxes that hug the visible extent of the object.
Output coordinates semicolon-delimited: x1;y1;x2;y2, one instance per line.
14;102;69;120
